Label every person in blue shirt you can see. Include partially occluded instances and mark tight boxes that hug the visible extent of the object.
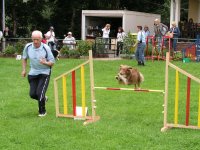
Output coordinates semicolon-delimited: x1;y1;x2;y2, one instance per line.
21;30;55;117
133;26;146;66
169;21;180;52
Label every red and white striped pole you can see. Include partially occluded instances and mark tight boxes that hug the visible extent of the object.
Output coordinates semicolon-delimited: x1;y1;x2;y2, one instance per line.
94;87;164;93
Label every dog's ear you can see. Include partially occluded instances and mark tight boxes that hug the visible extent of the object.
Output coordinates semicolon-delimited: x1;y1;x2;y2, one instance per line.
120;65;125;69
128;67;132;69
126;68;132;74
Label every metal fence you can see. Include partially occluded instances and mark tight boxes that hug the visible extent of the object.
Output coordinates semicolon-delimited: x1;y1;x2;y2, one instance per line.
0;38;78;53
1;36;199;60
92;37;135;58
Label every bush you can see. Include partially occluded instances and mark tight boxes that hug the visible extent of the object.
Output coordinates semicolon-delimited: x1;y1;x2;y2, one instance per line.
60;45;70;56
60;45;80;58
68;50;80;58
3;45;16;55
122;32;136;55
15;40;27;54
76;40;93;56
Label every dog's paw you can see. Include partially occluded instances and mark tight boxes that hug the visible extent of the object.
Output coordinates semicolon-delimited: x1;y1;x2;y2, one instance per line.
115;76;119;80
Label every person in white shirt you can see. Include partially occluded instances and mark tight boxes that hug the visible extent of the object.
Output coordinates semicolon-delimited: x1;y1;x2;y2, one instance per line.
116;27;126;56
45;26;56;51
102;24;111;50
63;32;76;50
144;25;150;40
0;30;3;42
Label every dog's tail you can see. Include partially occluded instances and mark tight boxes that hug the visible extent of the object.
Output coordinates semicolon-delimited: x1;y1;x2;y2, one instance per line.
139;72;144;82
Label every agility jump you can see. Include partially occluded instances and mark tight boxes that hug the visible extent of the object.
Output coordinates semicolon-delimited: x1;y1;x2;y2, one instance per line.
54;50;164;125
161;52;200;131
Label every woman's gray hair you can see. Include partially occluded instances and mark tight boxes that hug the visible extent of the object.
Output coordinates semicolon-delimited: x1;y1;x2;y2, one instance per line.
31;30;43;38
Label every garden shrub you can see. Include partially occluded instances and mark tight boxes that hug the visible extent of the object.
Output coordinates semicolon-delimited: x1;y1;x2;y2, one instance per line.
122;32;136;55
15;40;27;54
76;40;93;56
68;49;80;58
60;45;70;57
3;45;16;55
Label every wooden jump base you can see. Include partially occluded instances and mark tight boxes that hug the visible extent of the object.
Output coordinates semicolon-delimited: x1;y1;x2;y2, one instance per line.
94;87;164;93
161;52;200;131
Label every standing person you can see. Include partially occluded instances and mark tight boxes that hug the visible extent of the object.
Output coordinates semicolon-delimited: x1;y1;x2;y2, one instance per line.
21;30;55;117
169;21;180;52
46;26;56;51
133;26;146;66
3;26;13;43
153;19;168;50
116;27;126;56
144;25;150;40
3;26;13;39
0;30;3;42
102;24;111;50
46;26;59;59
41;34;48;44
63;32;76;50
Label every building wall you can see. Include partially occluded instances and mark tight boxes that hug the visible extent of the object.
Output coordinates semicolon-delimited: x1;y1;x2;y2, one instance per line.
199;0;200;22
124;12;160;35
82;10;160;40
188;0;199;22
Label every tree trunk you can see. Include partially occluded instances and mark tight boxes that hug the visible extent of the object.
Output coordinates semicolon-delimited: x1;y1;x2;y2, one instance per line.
70;8;76;32
12;7;17;37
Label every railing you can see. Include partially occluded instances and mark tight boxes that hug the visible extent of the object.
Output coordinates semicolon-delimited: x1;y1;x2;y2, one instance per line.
2;36;199;60
93;37;134;58
0;38;80;52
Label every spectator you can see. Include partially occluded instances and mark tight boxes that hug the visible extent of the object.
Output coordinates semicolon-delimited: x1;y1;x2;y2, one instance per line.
153;19;168;50
116;27;126;57
45;26;59;59
63;32;76;50
144;25;150;39
21;30;55;117
133;26;146;66
3;27;13;41
102;24;111;50
169;21;180;52
45;26;56;51
0;30;3;42
41;34;48;44
188;18;194;38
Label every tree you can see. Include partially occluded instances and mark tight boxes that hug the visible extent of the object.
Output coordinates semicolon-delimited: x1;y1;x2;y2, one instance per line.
3;0;171;38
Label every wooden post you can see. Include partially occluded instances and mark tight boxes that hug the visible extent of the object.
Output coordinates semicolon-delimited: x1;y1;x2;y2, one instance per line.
83;50;100;125
89;50;95;119
54;79;60;117
161;52;169;132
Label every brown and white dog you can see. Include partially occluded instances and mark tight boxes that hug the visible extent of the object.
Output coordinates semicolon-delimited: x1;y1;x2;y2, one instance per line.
115;65;144;89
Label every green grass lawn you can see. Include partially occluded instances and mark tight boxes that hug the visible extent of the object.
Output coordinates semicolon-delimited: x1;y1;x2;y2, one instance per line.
1;57;200;150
